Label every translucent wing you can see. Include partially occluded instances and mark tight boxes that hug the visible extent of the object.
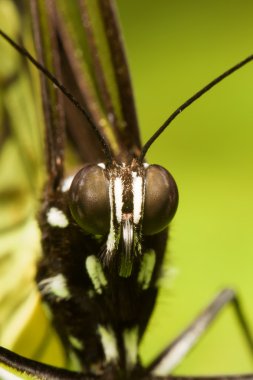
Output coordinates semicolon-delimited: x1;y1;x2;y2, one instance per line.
30;0;141;179
0;0;43;358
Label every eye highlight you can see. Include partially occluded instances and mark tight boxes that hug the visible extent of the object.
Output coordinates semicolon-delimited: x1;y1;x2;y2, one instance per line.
142;165;178;235
68;164;110;234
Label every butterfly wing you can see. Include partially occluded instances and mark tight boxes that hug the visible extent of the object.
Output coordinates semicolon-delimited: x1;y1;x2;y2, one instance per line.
0;0;43;360
0;0;145;375
31;0;141;174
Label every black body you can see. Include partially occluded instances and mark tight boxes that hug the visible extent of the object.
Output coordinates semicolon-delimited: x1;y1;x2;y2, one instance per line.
32;0;171;377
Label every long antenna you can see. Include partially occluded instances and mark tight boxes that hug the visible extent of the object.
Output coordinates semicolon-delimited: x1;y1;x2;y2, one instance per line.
140;55;253;162
0;29;113;162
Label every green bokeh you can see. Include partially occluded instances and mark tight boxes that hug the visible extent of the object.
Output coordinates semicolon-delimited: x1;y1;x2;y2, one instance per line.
117;0;253;374
1;0;253;376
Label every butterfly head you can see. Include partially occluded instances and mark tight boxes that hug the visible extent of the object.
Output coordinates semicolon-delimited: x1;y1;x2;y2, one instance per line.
68;159;178;276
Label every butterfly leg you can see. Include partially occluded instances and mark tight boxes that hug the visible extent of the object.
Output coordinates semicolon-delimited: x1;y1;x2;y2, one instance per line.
0;346;98;380
147;288;253;376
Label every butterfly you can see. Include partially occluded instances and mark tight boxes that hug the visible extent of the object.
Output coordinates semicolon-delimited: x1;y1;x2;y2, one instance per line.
0;3;251;378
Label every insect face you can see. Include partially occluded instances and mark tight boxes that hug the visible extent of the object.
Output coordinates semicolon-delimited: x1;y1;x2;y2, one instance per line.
69;159;178;274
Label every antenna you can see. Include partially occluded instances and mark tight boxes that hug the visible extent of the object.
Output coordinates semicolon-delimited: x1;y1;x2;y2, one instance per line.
140;55;253;162
0;29;113;162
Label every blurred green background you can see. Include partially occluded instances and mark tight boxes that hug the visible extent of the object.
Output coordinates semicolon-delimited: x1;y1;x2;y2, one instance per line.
1;0;253;376
116;0;253;375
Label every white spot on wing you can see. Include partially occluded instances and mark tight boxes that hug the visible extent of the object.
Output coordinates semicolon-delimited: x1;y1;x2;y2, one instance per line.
97;163;106;169
47;207;69;228
39;274;71;300
132;174;144;224
123;327;139;368
85;255;107;294
98;325;118;362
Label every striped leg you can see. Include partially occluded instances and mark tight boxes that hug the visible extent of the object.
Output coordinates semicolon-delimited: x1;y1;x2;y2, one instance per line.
148;288;253;376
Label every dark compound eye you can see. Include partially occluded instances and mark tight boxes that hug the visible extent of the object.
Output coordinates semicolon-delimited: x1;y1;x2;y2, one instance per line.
142;165;178;235
69;163;178;237
68;164;110;235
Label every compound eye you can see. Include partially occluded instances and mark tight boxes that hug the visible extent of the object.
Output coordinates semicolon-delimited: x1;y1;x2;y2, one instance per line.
142;165;178;235
68;165;110;235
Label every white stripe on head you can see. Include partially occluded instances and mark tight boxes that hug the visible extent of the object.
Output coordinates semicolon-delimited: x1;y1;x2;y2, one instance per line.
106;179;116;254
132;173;144;224
114;177;123;223
106;175;123;255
